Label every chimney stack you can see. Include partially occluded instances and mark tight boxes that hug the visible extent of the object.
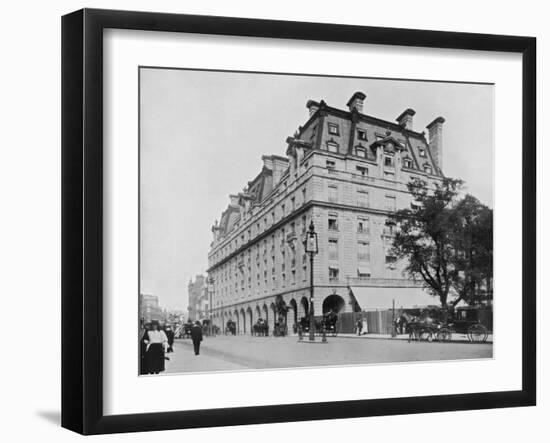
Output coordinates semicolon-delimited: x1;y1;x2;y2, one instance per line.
306;100;319;118
426;117;445;171
396;108;416;130
346;91;366;113
262;155;289;186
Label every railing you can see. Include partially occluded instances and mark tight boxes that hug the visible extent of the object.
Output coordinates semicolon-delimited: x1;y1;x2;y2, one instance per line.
346;277;423;287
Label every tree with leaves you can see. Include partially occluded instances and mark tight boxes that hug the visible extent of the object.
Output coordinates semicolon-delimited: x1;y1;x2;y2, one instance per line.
389;177;492;309
449;194;493;306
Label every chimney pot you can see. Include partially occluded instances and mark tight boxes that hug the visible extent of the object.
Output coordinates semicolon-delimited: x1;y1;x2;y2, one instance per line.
396;108;416;130
426;117;445;171
346;91;366;113
306;100;320;117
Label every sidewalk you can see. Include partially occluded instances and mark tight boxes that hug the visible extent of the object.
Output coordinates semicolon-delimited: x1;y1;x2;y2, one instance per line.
336;332;493;344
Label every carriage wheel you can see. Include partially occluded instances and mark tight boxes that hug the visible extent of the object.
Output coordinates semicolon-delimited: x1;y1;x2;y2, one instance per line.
436;328;452;342
419;329;433;342
467;324;488;343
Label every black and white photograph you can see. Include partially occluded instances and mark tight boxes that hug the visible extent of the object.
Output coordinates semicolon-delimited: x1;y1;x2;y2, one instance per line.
138;68;494;375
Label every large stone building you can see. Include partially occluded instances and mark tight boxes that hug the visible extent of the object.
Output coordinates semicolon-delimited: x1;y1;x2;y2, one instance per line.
187;275;208;321
139;293;163;323
207;92;444;334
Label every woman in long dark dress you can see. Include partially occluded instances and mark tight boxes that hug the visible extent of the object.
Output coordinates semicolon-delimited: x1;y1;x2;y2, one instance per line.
143;320;168;374
139;323;151;374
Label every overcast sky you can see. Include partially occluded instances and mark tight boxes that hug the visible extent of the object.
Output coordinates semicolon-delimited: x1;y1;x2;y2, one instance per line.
140;68;494;311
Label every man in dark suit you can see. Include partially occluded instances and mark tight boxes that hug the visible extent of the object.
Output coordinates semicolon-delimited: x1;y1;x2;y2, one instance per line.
165;325;175;353
190;321;203;356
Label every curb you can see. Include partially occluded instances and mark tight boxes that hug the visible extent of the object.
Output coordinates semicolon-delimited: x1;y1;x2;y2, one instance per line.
335;334;493;344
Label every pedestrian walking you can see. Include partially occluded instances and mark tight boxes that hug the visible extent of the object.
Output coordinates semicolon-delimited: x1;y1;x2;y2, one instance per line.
165;325;175;353
190;321;203;356
143;320;168;374
356;317;363;336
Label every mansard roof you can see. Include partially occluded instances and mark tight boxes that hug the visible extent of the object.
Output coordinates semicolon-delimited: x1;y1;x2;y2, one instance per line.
369;135;407;152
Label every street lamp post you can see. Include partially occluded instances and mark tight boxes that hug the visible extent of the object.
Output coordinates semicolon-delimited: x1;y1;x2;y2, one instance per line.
304;221;318;342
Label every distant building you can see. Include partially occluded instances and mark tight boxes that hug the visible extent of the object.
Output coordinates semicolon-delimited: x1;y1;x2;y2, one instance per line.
187;275;208;321
207;92;445;334
139;293;163;323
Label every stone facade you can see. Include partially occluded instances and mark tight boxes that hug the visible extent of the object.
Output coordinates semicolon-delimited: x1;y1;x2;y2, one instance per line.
207;92;444;334
187;275;207;321
139;293;163;323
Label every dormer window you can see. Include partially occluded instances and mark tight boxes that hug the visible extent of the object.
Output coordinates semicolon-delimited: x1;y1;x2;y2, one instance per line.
328;122;340;135
419;147;427;157
403;157;413;169
424;164;433;174
357;129;367;141
384;155;395;168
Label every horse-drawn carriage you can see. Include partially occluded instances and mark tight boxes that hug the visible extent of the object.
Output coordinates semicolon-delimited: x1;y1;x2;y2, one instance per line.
225;320;236;335
273;317;287;337
405;306;490;343
298;311;339;337
252;318;269;336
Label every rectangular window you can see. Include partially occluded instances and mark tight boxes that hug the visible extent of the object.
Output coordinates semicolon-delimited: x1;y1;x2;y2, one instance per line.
357;129;367;141
302;187;307;204
326;160;336;170
327;141;339;153
385;255;397;269
356;165;368;176
403;158;413;168
357;242;370;262
328;185;338;203
424;165;433;174
302;215;307;233
355;147;366;158
328;239;338;260
357;217;369;234
384;171;395;180
357;189;369;208
328;122;340;135
328;215;338;231
411;200;421;211
329;267;339;280
385;195;397;212
291;197;295;211
419;147;426;157
384;155;395;168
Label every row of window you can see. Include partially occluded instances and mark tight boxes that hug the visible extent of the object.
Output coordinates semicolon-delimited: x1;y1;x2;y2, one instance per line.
324;121;431;171
325;155;433;176
211;186;309;263
327;183;397;211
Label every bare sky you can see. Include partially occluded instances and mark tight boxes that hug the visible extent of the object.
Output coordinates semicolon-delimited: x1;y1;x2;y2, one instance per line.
140;68;494;311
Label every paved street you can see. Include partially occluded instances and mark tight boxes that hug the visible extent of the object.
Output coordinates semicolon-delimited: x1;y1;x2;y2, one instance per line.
164;335;492;374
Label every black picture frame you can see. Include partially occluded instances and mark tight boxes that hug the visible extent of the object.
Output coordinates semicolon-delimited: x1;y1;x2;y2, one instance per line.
61;8;536;435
